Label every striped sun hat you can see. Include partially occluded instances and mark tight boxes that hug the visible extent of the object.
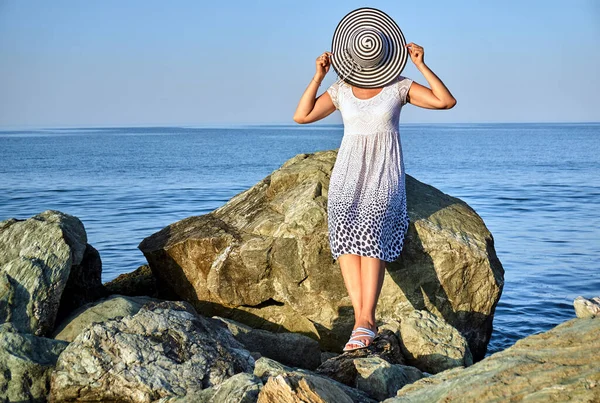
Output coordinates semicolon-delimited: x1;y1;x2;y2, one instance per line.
331;7;408;89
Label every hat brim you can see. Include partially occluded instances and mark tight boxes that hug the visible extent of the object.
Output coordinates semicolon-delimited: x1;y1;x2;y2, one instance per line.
331;7;408;89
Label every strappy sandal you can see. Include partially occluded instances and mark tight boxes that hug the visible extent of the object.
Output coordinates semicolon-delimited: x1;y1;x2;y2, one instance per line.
343;326;379;352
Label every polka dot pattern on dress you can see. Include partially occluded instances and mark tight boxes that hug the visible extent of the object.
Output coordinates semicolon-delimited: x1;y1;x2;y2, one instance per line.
326;75;413;262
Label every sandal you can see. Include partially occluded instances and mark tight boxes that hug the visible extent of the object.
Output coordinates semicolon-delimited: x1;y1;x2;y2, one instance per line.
343;326;379;352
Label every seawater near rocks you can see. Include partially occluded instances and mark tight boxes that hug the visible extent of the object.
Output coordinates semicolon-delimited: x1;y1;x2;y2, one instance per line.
0;215;596;402
1;154;596;401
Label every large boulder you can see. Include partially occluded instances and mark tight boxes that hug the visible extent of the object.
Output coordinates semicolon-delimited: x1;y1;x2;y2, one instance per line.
399;309;473;373
383;316;600;402
0;210;105;336
49;300;255;402
0;323;69;403
138;150;504;360
51;294;160;342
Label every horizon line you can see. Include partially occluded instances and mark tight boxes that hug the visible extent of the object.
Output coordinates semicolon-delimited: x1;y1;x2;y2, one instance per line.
1;121;600;132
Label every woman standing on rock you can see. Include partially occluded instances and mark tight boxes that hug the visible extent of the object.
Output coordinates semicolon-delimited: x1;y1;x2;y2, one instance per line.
293;8;456;351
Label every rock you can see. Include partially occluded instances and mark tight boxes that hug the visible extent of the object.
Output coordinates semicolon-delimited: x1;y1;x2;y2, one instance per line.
354;357;426;401
213;315;322;370
138;150;504;361
103;264;178;300
51;294;160;342
156;372;263;403
574;295;600;318
254;357;376;403
0;210;98;336
54;242;107;325
383;316;600;402
259;372;355;403
254;356;299;379
378;319;402;339
315;328;405;386
313;329;425;400
48;300;255;403
399;309;473;373
0;322;69;403
206;372;262;403
321;351;339;362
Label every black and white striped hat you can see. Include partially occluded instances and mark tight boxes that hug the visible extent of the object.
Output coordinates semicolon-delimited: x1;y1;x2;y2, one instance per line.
331;7;408;89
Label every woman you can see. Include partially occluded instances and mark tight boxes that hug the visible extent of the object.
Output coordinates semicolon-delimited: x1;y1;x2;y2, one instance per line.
293;15;456;351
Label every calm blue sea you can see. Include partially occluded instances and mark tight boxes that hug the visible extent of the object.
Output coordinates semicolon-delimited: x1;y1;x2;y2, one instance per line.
1;123;599;356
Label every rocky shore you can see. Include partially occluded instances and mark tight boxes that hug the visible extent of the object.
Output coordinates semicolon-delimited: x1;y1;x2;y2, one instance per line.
1;150;598;402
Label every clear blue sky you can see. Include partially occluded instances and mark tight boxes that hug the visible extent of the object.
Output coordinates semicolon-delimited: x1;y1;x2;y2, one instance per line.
0;0;599;128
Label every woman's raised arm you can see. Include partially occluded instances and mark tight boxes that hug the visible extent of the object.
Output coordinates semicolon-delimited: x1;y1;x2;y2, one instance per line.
404;43;457;110
293;52;337;124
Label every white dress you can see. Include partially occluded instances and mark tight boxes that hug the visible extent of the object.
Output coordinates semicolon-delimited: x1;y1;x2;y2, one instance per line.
326;75;413;262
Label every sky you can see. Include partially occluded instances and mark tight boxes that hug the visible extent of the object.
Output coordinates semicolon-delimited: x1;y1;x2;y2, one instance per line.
0;0;599;129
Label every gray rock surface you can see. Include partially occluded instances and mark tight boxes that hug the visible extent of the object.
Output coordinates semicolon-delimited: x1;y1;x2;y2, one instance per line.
49;300;255;402
213;315;322;370
0;210;102;336
354;356;426;401
51;294;160;342
254;357;376;403
315;328;405;386
0;322;69;403
157;372;263;403
138;150;504;361
258;372;355;403
313;328;425;400
573;295;600;318
399;309;473;373
383;316;600;402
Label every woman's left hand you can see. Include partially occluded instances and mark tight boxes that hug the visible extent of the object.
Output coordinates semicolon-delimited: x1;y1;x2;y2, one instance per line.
406;42;425;67
402;41;456;110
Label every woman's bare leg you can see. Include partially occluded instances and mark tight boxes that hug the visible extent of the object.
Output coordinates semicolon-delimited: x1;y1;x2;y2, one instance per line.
352;256;385;347
339;254;386;349
338;254;363;326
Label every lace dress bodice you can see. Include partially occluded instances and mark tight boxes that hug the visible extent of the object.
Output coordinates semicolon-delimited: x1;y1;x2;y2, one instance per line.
327;76;412;135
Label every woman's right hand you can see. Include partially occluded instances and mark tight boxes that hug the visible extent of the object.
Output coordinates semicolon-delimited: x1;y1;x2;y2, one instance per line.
315;51;333;82
293;51;336;124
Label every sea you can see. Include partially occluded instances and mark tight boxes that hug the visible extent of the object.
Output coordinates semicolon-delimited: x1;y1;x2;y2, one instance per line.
1;122;599;357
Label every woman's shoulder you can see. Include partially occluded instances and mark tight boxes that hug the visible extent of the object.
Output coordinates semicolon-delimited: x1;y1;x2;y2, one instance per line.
330;78;348;90
394;75;413;105
327;78;348;98
393;75;412;85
